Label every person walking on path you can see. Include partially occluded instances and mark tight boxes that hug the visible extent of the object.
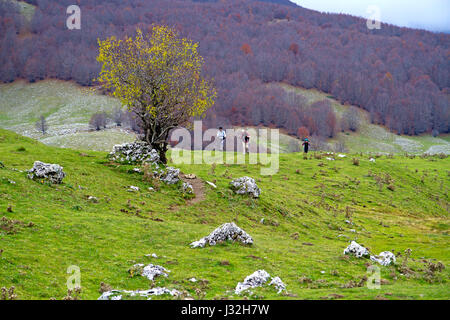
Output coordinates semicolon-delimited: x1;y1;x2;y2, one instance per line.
241;129;250;154
302;137;311;154
217;127;226;151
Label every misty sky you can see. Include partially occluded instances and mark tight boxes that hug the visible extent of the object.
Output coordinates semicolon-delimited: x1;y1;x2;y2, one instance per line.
291;0;450;33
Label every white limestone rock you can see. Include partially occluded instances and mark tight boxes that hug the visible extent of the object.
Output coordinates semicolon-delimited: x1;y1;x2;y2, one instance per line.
27;161;66;184
269;276;286;294
108;142;159;164
98;287;180;300
127;186;140;192
141;264;170;281
343;241;370;258
370;251;396;266
230;176;261;198
235;270;286;295
190;222;253;248
160;167;180;184
182;182;194;194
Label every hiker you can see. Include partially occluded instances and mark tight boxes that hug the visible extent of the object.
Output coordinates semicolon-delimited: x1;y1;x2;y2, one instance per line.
302;137;311;154
217;127;226;151
241;129;250;154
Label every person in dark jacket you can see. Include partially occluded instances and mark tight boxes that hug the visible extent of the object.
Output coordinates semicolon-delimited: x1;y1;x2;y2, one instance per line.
302;137;311;154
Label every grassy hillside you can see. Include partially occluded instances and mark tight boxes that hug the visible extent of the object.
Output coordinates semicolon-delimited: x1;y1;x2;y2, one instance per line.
2;80;448;155
0;80;136;151
278;83;450;154
0;129;448;300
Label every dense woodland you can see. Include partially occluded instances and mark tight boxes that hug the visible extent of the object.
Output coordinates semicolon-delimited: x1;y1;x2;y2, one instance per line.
0;0;449;137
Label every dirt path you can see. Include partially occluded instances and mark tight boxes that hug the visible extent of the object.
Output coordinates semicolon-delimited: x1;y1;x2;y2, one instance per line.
182;174;206;205
169;174;206;211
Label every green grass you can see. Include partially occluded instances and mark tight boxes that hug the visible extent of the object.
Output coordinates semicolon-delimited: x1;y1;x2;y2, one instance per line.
0;129;448;300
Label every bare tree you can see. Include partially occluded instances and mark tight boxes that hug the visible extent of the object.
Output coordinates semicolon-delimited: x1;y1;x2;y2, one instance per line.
35;115;48;134
113;106;126;127
89;112;107;131
342;107;360;132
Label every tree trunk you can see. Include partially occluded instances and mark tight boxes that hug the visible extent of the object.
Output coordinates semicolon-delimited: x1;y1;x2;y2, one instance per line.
157;143;168;164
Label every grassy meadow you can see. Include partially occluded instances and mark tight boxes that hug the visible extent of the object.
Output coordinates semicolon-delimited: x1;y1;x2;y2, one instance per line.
0;128;448;300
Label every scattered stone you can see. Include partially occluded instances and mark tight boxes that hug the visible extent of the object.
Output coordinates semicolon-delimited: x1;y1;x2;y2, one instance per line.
344;242;396;266
370;251;396;266
206;181;217;189
133;168;141;173
148;187;155;192
127;186;140;192
343;241;370;258
184;174;197;179
190;222;253;248
130;263;170;280
189;278;197;282
182;182;194;194
7;179;15;184
326;157;335;161
230;176;261;198
27;161;66;184
87;196;99;203
235;270;286;295
160;167;180;184
269;277;286;294
145;253;158;258
142;264;170;280
108;142;159;164
338;154;346;158
260;218;265;224
344;220;352;225
98;287;180;300
369;158;376;163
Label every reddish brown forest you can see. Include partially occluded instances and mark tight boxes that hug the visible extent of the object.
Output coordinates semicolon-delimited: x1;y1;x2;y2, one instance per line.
0;0;449;137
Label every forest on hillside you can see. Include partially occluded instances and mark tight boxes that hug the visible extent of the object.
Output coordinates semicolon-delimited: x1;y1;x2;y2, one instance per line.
0;0;449;138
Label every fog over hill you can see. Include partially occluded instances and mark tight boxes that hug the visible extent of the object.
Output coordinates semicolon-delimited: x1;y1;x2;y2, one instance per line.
291;0;450;33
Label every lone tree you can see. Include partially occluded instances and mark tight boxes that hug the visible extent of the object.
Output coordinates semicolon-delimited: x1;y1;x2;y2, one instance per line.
96;26;216;163
89;112;107;131
35;115;48;134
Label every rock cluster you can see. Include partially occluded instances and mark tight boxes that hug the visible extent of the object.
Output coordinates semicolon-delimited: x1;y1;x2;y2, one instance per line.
344;241;396;266
98;287;180;300
108;142;159;164
27;161;66;184
190;222;253;248
230;177;261;198
160;167;180;184
235;270;286;294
